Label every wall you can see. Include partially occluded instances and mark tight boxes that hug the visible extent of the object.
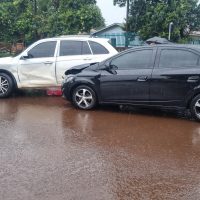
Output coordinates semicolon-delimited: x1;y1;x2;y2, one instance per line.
92;26;143;47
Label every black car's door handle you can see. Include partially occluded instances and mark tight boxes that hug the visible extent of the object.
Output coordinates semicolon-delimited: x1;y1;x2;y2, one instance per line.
137;76;148;82
187;76;199;83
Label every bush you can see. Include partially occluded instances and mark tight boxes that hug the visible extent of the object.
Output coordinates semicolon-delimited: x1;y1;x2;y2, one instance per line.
0;52;12;57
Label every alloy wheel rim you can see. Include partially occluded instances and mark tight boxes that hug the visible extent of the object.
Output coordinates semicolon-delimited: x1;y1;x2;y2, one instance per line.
194;99;200;118
75;89;93;109
0;76;9;95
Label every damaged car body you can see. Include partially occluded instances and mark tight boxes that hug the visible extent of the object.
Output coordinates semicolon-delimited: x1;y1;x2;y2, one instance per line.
62;45;200;121
0;37;118;98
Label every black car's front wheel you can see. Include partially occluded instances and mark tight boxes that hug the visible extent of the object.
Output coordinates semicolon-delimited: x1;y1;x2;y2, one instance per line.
72;85;97;110
0;73;14;98
190;94;200;121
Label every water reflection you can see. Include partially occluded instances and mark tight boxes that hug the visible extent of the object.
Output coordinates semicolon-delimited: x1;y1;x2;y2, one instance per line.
1;97;200;199
61;106;200;199
193;127;200;146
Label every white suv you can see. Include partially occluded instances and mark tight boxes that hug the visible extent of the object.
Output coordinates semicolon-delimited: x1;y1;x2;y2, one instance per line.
0;37;118;98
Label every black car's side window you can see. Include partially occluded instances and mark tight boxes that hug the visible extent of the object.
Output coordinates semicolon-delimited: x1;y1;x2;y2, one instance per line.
60;41;92;56
28;41;57;58
89;41;109;55
111;50;153;69
159;49;199;68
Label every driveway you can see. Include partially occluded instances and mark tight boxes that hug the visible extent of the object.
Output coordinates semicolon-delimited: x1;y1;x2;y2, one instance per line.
0;95;200;200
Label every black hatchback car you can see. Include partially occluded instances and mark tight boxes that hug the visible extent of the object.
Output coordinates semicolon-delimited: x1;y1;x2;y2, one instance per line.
62;45;200;121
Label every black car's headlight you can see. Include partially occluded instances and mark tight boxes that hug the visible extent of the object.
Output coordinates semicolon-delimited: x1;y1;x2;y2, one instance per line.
63;75;75;84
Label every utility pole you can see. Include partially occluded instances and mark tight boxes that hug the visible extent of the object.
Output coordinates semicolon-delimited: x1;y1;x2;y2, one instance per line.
168;22;173;41
126;0;130;32
125;0;130;48
33;0;38;40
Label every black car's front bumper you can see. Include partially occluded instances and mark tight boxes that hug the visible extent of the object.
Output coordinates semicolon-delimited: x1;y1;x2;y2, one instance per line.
61;82;73;101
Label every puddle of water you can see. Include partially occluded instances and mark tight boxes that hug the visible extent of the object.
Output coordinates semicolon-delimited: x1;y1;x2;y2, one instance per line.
1;96;200;200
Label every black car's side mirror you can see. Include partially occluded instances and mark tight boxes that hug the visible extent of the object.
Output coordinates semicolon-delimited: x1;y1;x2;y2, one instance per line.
110;64;118;71
103;62;118;74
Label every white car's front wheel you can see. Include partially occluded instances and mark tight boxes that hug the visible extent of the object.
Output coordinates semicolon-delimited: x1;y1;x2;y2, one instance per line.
0;73;14;98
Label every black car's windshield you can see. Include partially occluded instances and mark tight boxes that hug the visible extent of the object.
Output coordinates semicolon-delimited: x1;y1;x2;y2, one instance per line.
98;58;112;70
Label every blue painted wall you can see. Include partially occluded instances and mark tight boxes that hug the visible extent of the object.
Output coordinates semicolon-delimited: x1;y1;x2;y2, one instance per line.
92;25;143;47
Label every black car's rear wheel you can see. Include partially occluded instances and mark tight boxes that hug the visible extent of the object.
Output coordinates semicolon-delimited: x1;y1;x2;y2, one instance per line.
190;94;200;121
0;73;13;98
72;85;97;110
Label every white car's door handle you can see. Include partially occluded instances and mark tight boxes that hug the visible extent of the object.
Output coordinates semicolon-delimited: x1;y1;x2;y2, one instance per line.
44;61;53;64
84;58;92;61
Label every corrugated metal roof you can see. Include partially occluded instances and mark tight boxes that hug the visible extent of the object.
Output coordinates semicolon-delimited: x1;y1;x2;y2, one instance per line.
91;23;124;35
190;31;200;36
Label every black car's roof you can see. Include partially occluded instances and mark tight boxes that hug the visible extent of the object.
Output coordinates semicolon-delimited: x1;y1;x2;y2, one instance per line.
101;44;200;64
126;44;200;52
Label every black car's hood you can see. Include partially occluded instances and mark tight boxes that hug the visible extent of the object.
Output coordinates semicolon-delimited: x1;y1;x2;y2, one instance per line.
65;63;99;75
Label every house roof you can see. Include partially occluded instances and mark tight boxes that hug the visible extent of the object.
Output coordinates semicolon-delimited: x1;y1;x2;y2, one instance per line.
91;23;124;35
189;31;200;37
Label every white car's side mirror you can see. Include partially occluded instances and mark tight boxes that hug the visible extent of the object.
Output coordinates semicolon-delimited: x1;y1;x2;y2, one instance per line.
20;52;29;60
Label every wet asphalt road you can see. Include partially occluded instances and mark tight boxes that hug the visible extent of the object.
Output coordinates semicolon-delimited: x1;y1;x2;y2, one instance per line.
1;95;200;200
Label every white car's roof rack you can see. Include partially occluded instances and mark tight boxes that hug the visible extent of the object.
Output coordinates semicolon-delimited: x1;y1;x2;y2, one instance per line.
58;35;90;38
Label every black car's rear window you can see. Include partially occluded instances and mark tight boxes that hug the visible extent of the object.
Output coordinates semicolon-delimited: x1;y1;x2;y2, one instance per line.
159;49;199;68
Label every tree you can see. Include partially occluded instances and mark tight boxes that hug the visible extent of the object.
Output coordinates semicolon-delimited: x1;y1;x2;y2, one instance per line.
44;0;104;37
114;0;200;42
0;0;105;44
0;0;32;43
114;0;127;7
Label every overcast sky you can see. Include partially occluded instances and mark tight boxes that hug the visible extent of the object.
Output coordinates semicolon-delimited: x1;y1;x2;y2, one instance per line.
97;0;200;26
96;0;126;25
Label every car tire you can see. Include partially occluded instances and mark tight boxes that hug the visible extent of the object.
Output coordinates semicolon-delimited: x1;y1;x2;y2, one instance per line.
0;73;14;98
72;85;97;110
190;94;200;121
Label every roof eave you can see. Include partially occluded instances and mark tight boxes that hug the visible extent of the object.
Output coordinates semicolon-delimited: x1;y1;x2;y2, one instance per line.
91;23;124;35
